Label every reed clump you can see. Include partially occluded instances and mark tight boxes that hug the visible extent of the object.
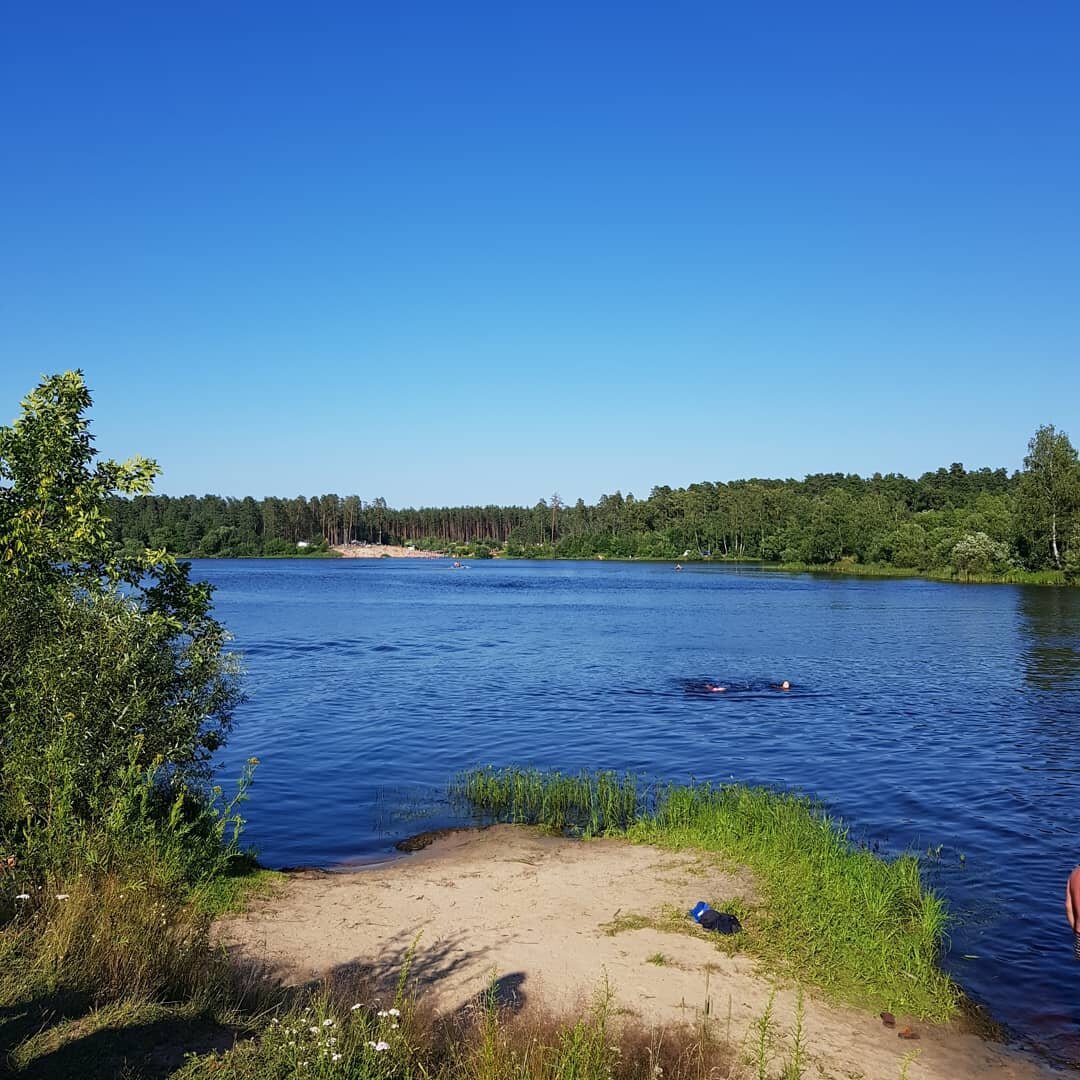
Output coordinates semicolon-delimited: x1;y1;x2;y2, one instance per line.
453;767;958;1021
452;766;641;835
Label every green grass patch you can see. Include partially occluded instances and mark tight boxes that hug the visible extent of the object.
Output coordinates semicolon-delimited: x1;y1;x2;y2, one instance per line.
928;567;1067;585
632;784;955;1019
0;866;272;1078
771;560;1071;587
453;768;959;1021
602;901;747;961
602;904;696;939
193;855;287;916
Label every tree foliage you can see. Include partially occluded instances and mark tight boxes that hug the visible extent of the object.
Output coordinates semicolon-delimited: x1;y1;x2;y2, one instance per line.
98;421;1079;579
950;531;1014;576
1017;424;1080;569
0;372;242;878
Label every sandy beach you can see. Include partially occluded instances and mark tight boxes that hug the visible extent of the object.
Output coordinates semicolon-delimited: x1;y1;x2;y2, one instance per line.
218;826;1058;1080
331;544;444;559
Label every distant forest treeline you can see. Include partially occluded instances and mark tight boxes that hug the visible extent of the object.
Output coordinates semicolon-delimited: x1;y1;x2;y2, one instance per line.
108;424;1080;578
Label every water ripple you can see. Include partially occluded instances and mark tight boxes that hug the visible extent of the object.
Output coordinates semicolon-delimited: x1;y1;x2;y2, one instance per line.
195;559;1080;1064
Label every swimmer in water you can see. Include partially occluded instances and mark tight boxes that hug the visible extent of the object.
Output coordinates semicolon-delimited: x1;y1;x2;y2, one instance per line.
704;683;727;693
770;680;791;690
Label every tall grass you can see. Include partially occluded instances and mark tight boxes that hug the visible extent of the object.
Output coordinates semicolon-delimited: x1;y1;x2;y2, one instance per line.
175;976;741;1080
453;767;641;835
772;561;921;579
637;783;955;1020
0;863;283;1078
772;560;1069;586
930;567;1067;586
454;768;958;1021
3;874;218;1006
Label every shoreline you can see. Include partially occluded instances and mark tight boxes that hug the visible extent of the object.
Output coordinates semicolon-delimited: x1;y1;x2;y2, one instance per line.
177;550;1074;586
221;825;1060;1079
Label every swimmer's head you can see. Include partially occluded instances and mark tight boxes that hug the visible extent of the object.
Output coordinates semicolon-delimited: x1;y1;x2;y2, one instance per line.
780;680;790;690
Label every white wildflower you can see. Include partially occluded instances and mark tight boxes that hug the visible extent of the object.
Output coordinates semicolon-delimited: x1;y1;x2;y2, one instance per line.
377;1010;389;1018
309;1025;320;1034
332;1053;342;1061
15;894;29;901
366;1040;390;1052
388;1007;400;1017
322;1018;334;1026
55;894;70;901
350;1003;363;1011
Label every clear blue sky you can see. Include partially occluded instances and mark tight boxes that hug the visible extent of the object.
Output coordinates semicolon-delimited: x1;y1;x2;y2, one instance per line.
2;2;1077;506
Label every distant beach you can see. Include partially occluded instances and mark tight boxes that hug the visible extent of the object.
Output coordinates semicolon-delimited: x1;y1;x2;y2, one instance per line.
332;543;443;559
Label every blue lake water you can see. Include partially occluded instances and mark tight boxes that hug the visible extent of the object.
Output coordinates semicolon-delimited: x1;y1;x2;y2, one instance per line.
194;558;1080;1064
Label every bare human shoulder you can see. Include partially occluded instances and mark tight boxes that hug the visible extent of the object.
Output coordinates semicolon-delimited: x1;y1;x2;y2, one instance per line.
1066;866;1080;930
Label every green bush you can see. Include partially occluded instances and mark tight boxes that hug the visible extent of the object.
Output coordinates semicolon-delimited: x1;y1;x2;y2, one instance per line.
0;372;244;886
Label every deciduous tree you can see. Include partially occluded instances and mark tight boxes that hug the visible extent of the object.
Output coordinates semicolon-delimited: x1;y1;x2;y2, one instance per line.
1018;424;1079;569
0;372;241;874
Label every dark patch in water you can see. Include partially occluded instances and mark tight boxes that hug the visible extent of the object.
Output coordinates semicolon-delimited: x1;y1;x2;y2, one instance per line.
394;826;485;852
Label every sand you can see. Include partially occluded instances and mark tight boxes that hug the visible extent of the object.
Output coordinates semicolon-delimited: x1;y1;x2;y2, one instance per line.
218;826;1060;1080
332;544;443;558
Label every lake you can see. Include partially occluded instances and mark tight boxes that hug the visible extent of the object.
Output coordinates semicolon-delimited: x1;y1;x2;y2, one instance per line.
194;558;1080;1064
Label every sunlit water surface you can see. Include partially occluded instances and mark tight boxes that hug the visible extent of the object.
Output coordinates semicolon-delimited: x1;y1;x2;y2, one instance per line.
194;559;1080;1064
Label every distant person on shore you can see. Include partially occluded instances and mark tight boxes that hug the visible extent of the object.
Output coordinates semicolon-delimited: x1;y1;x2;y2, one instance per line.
1066;867;1080;958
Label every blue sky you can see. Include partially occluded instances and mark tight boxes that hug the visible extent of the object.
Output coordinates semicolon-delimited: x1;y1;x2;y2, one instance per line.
2;2;1077;506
